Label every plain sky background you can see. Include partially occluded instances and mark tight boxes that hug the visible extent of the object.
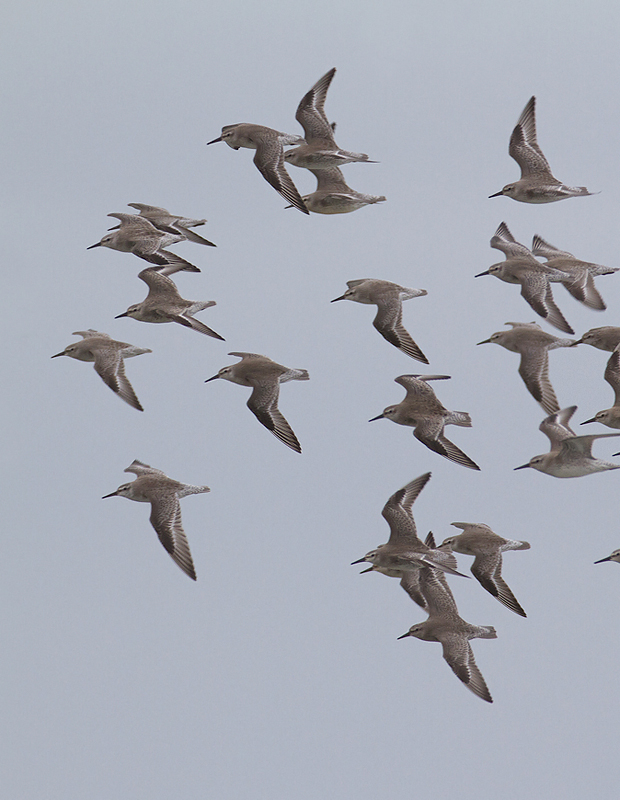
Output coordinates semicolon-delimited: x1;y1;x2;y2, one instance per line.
3;1;620;798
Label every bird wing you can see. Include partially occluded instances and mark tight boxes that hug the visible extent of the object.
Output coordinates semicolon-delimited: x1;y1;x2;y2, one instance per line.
253;135;309;214
490;222;538;260
247;381;302;453
518;348;559;415
295;67;338;145
531;234;574;260
441;636;493;703
508;96;554;179
138;267;184;301
373;302;429;363
381;473;431;546
92;348;143;411
604;349;620;406
414;421;480;470
519;274;574;334
124;460;167;477
150;493;197;580
471;554;527;617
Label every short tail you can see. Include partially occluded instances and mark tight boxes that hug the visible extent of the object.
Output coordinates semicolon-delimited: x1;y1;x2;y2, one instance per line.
447;411;472;428
479;626;497;639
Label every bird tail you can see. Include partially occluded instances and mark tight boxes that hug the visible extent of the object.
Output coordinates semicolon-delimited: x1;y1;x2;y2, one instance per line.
447;411;472;427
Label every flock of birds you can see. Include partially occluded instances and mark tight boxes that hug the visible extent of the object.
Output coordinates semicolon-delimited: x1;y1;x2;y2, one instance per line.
51;72;620;703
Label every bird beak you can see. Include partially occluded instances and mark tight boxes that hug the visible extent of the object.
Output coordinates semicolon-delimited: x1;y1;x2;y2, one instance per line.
488;190;503;198
350;557;367;565
359;566;374;574
87;242;101;249
580;418;597;425
115;312;129;319
283;204;294;209
102;491;119;499
476;338;492;345
397;632;411;640
368;413;384;422
204;374;220;383
474;270;491;277
570;339;583;346
206;136;222;145
594;556;613;563
331;295;347;302
513;463;531;470
50;351;65;358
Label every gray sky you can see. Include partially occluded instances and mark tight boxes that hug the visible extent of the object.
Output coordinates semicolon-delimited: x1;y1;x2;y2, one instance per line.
3;1;620;798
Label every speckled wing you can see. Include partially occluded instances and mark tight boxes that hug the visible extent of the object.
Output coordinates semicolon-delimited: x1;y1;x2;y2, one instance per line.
419;565;459;619
509;96;554;179
312;167;352;192
247;381;302;453
174;314;224;341
561;432;620;457
399;572;427;610
604;349;620;406
252;135;309;214
518;348;559;415
519;274;574;334
137;248;201;272
394;374;449;405
471;554;527;617
562;269;606;310
414;420;480;470
92;348;144;411
150;493;197;580
138;267;184;301
531;235;574;260
441;635;493;703
73;329;112;340
381;473;431;546
295;67;337;146
373;302;429;363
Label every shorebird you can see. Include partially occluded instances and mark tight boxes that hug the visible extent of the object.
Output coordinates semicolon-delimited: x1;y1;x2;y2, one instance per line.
369;375;480;470
205;352;308;453
88;213;201;271
207;124;308;214
331;279;428;362
398;565;496;703
284;68;375;169
514;406;620;477
51;330;150;411
440;523;530;617
531;235;617;311
352;473;467;609
115;267;224;340
476;222;573;334
477;322;575;415
102;460;210;581
571;326;620;351
291;166;385;214
594;549;620;565
581;348;620;428
489;96;595;203
107;204;216;247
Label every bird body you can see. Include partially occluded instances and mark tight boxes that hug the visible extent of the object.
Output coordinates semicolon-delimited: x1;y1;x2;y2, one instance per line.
297;167;385;214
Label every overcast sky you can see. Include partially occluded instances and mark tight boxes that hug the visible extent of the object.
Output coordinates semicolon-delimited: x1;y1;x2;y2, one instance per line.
3;1;620;798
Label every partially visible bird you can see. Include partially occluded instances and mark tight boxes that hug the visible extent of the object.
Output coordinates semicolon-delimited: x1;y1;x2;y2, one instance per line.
292;166;385;214
440;523;530;617
531;234;617;311
514;406;620;477
476;222;573;334
581;348;620;429
88;213;202;271
284;68;376;169
398;565;497;703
